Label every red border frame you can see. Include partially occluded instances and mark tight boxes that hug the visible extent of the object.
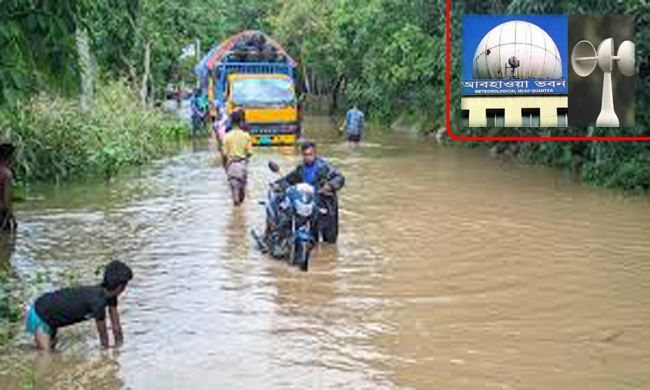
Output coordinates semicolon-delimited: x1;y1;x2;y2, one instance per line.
445;1;648;141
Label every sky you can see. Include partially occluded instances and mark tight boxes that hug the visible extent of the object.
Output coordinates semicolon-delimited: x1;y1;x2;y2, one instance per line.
461;14;568;80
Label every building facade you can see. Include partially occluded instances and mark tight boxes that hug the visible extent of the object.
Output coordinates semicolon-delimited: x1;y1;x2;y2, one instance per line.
462;20;568;128
461;95;568;127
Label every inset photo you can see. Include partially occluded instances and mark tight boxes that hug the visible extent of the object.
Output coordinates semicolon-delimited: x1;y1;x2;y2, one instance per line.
461;15;568;128
568;15;635;127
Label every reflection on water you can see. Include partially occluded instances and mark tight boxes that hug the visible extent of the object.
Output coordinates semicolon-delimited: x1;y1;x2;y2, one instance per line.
2;116;650;389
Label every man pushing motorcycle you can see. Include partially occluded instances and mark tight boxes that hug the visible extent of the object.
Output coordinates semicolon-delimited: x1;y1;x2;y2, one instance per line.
275;142;345;243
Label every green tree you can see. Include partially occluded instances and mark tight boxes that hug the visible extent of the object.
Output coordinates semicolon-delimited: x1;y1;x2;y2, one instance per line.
0;0;93;104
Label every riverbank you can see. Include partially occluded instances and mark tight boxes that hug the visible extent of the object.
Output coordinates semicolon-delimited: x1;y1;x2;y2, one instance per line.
443;130;650;192
384;111;650;191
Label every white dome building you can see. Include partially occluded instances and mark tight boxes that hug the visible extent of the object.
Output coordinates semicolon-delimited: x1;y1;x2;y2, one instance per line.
472;20;562;80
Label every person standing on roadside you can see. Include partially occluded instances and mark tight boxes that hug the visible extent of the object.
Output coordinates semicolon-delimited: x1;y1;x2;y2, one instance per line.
191;89;208;134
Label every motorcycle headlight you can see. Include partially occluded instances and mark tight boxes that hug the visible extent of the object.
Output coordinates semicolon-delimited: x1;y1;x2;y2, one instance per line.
294;201;314;217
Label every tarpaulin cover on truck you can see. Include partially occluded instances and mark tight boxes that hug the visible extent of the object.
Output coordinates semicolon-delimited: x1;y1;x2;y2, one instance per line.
194;30;297;78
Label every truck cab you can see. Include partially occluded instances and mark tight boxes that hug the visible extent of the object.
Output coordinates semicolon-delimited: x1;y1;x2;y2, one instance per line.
225;73;300;146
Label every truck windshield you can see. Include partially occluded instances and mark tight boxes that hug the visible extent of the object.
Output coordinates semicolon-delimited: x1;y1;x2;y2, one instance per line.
232;78;296;106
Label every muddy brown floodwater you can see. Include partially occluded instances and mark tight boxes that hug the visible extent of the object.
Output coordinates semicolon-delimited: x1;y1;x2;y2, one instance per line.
1;116;650;389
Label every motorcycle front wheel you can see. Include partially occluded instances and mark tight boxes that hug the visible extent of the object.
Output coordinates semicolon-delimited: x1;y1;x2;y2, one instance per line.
271;236;290;259
291;241;311;272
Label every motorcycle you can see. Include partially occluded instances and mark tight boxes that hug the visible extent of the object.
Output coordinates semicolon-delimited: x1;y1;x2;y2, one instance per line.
252;161;323;271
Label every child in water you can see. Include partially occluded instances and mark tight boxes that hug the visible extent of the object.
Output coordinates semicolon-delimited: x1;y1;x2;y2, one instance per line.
0;143;16;232
25;260;133;351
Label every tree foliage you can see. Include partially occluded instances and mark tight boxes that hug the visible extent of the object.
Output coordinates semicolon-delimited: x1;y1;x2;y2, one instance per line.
0;0;91;104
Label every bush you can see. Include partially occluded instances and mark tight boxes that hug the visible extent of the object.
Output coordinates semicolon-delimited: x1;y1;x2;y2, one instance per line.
0;271;25;347
0;81;187;183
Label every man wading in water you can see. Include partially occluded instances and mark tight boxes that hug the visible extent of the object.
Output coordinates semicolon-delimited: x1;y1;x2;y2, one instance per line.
340;103;365;149
221;109;252;206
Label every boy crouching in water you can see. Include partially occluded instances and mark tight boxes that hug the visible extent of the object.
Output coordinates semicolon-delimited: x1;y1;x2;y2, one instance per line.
25;260;133;352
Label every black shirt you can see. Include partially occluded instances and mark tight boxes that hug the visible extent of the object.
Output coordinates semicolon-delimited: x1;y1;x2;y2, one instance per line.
35;285;118;329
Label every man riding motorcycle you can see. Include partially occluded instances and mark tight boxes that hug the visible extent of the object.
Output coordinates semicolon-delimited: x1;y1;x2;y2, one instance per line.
274;142;345;243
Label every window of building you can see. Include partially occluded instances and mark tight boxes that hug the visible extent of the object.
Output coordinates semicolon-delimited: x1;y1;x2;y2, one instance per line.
557;108;568;127
486;109;504;127
521;108;540;127
461;110;469;127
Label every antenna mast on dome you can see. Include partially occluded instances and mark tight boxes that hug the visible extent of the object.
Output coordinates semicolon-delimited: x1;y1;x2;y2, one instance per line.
505;56;520;79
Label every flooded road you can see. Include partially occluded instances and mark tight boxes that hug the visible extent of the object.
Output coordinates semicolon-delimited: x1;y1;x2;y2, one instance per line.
2;116;650;389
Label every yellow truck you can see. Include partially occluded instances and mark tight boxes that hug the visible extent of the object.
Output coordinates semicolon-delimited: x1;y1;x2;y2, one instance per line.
195;31;301;146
